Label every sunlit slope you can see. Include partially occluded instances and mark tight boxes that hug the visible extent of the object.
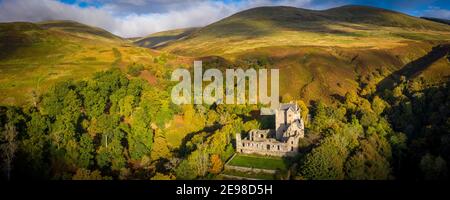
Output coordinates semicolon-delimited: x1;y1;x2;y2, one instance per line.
158;5;450;103
0;22;178;105
159;5;450;56
37;20;124;42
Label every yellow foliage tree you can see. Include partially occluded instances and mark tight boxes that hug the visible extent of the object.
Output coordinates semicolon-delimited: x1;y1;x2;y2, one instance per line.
296;100;309;123
209;154;223;174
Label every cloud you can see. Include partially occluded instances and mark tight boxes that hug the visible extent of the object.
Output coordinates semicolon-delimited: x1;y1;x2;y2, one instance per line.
0;0;339;38
422;6;450;19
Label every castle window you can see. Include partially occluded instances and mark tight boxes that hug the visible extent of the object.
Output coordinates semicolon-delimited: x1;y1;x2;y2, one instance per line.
277;145;280;150
266;145;270;150
291;147;294;151
260;134;263;138
291;141;293;144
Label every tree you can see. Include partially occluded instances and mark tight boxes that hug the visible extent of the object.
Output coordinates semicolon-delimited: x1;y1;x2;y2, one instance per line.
127;63;145;77
119;95;134;118
344;140;391;180
175;159;196;180
72;168;110;180
371;96;387;115
420;153;448;180
296;100;309;123
190;144;209;177
22;111;49;176
151;173;174;180
95;114;126;171
301;134;350;180
78;134;94;169
129;108;153;160
1;123;18;180
209;154;223;174
150;130;170;161
345;91;359;111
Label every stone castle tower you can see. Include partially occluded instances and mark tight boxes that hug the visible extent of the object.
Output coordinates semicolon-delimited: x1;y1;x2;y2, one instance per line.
236;102;305;157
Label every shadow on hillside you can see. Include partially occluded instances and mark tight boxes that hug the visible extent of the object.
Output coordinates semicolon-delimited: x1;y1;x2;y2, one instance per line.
377;44;450;92
184;19;356;40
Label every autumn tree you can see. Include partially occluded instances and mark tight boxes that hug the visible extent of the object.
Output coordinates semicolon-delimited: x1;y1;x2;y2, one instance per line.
209;154;223;174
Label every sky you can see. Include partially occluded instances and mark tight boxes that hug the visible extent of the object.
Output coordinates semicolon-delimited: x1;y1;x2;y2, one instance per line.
0;0;449;38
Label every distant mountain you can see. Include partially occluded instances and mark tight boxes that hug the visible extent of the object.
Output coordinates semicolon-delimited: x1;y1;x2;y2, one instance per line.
154;5;450;103
1;5;449;105
421;17;450;25
157;5;450;56
134;27;200;48
38;20;124;42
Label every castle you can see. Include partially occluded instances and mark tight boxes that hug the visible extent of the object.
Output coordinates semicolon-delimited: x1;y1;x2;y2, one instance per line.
236;103;305;157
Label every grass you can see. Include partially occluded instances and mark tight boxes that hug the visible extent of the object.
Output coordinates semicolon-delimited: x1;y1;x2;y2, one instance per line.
158;6;450;57
37;20;123;42
221;169;276;180
2;5;450;106
228;154;288;170
0;22;183;106
153;6;450;104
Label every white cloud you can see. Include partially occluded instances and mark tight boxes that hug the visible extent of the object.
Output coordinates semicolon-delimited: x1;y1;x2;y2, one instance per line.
0;0;337;38
422;6;450;19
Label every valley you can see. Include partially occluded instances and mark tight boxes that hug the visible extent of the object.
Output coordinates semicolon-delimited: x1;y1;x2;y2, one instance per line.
0;5;449;181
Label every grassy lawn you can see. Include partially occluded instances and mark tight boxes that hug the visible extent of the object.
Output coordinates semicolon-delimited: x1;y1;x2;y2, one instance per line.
221;169;275;180
228;154;288;170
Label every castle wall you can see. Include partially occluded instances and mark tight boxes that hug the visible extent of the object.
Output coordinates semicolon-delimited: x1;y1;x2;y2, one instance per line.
236;137;298;157
275;109;287;140
236;102;305;157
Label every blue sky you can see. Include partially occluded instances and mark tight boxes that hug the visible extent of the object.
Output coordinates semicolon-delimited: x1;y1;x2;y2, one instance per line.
0;0;449;37
55;0;450;17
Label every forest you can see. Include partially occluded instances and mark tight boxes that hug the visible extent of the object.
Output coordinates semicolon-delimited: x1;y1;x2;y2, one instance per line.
0;61;448;180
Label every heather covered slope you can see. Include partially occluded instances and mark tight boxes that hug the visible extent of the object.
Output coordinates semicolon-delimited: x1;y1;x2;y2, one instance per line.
156;5;450;104
158;5;450;56
37;20;124;42
0;21;187;105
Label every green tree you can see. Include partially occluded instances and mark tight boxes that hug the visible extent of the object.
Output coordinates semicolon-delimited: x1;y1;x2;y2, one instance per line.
1;123;18;180
72;168;110;180
345;140;391;180
301;134;350;180
78;134;94;169
420;153;448;180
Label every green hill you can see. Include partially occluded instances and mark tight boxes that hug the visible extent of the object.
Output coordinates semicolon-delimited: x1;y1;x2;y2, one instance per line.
37;20;124;42
421;17;450;25
1;5;449;105
157;5;450;104
0;21;178;105
134;27;200;48
159;5;450;55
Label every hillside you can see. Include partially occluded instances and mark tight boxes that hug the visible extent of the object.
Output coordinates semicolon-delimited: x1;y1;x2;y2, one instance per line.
421;17;450;25
155;5;450;104
158;5;450;56
134;27;200;48
0;4;449;181
0;21;187;105
37;20;124;42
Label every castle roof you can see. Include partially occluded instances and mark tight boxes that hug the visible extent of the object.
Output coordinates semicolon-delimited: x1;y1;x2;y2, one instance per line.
279;103;299;111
